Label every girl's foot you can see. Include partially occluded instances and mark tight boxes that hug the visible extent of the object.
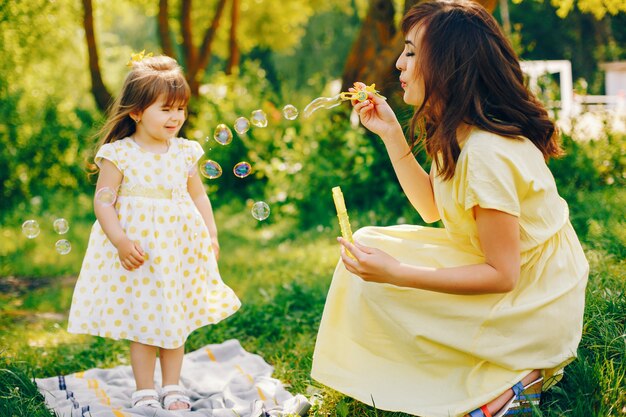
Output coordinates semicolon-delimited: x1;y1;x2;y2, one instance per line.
160;384;192;411
131;389;162;409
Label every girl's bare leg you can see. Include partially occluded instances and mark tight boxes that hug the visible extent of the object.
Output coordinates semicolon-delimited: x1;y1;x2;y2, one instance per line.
159;345;188;410
130;342;157;389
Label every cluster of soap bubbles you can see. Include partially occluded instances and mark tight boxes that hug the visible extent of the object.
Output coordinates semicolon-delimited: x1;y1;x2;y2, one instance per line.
198;105;299;221
22;218;72;255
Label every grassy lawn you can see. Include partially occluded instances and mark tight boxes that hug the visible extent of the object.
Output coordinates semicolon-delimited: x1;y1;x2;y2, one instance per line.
0;187;624;417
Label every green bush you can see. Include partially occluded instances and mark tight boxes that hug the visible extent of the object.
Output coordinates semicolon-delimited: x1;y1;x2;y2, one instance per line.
0;78;96;219
188;61;431;229
550;130;626;193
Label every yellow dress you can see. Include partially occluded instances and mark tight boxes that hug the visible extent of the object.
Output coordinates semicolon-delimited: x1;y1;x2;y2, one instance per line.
68;138;240;349
311;130;588;417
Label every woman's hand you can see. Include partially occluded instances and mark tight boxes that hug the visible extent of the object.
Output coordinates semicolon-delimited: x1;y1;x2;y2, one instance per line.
115;237;145;271
351;82;402;140
338;237;401;284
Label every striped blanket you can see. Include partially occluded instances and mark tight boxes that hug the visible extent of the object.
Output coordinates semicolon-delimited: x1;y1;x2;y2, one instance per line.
36;339;310;417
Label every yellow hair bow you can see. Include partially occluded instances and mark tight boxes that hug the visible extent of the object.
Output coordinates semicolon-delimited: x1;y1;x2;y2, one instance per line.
126;50;154;67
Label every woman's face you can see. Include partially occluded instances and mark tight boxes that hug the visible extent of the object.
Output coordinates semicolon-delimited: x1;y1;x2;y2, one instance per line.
396;25;425;107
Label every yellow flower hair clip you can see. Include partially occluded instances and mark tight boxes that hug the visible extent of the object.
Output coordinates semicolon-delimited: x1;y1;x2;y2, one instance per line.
126;50;154;67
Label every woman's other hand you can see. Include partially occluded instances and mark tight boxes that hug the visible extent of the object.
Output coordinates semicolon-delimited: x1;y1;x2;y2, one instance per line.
338;237;401;284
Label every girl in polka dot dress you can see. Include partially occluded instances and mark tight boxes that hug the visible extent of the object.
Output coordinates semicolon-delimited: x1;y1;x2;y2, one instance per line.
67;55;240;411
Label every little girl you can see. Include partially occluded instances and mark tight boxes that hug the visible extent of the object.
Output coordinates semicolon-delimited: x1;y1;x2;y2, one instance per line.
312;1;588;417
67;55;240;411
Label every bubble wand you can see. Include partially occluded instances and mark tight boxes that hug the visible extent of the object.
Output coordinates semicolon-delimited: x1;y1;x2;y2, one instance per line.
304;82;386;118
332;186;355;259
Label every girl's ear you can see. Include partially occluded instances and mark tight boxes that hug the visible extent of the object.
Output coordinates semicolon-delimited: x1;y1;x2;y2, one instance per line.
129;111;141;123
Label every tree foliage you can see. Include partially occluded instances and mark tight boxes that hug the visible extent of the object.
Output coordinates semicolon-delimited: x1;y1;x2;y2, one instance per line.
0;0;95;212
81;0;351;109
0;0;624;221
542;0;626;19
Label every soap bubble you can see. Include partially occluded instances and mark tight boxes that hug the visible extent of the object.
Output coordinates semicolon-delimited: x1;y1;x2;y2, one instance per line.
303;95;342;118
55;239;72;255
250;110;268;128
22;220;40;239
282;104;299;120
213;124;233;145
199;159;223;179
95;187;117;206
251;201;270;221
233;162;252;178
234;117;250;134
53;218;69;234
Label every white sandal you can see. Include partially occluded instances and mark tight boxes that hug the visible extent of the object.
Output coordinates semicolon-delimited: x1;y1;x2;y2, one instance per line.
131;388;162;409
160;384;192;411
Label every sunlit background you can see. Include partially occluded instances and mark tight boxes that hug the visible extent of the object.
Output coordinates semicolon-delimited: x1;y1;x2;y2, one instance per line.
1;1;624;416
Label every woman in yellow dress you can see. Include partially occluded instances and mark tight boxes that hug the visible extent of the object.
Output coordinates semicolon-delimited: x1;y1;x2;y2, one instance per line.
311;1;588;416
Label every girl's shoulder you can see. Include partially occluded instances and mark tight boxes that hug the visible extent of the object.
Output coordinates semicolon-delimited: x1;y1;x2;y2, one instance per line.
98;137;133;152
95;138;134;170
174;137;204;153
171;137;200;148
171;137;204;166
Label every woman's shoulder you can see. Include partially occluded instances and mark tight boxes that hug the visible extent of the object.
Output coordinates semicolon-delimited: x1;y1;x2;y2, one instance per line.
462;129;540;159
465;128;522;147
459;128;552;185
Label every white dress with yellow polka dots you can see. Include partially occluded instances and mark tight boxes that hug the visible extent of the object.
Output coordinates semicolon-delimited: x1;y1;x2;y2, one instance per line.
68;137;240;349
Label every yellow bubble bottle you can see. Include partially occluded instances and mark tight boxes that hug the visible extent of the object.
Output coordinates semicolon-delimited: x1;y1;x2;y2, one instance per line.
332;186;355;259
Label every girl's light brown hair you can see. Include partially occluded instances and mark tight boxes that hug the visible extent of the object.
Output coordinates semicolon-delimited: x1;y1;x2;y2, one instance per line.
89;55;190;173
403;0;562;180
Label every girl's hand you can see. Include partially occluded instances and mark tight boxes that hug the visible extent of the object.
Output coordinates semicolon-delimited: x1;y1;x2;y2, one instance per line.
338;237;401;284
351;82;402;139
211;238;220;261
115;237;145;271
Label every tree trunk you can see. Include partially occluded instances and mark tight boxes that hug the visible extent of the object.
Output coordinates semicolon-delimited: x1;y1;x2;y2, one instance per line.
192;0;228;94
340;0;396;93
81;0;112;112
226;0;240;75
181;0;196;76
158;0;175;58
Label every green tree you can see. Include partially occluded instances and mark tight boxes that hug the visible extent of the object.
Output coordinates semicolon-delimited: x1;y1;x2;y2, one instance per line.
0;0;95;213
81;0;347;110
546;0;626;19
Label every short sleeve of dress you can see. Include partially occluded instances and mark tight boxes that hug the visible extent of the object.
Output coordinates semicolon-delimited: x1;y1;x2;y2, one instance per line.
95;142;123;172
456;141;523;217
185;139;205;169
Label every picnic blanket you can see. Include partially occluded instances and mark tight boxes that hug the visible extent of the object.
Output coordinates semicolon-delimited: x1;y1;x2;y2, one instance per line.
36;339;311;417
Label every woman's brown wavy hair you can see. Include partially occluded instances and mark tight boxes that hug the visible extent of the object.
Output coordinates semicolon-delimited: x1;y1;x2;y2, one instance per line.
402;0;562;180
88;55;190;175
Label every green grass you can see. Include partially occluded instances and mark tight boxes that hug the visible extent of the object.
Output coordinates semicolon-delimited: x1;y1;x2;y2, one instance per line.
0;187;624;417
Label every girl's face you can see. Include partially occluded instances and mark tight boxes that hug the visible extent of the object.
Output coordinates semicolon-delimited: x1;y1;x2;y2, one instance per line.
396;25;425;107
134;95;186;142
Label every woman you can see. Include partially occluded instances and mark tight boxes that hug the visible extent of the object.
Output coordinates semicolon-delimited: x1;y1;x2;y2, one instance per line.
311;1;588;416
